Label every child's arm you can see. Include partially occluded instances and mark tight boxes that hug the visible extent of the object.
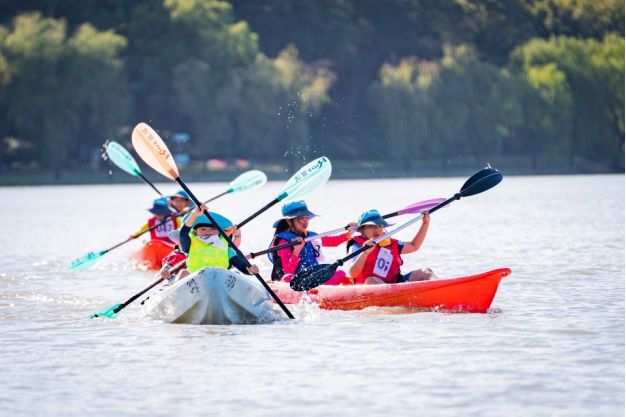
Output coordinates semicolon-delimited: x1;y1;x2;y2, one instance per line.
130;222;149;238
185;204;207;227
401;211;430;254
348;241;375;277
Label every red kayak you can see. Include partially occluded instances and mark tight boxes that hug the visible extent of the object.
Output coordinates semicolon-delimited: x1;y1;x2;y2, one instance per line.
269;268;511;313
130;240;173;270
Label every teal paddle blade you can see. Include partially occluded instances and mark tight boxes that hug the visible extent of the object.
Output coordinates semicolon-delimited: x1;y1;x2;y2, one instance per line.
277;156;332;202
227;170;267;193
90;303;122;319
69;250;105;271
106;141;141;177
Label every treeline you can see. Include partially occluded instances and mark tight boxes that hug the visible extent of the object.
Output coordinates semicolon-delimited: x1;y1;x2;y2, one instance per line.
0;0;623;176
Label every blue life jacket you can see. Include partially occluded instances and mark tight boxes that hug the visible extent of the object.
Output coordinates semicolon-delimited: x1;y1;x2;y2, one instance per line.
269;230;320;280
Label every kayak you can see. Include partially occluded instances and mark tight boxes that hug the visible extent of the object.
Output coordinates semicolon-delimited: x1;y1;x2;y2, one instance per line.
269;268;511;313
142;267;281;325
131;239;173;270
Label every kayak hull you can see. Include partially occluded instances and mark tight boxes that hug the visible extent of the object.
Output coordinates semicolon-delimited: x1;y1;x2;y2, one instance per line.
269;268;511;313
142;267;280;325
131;240;173;270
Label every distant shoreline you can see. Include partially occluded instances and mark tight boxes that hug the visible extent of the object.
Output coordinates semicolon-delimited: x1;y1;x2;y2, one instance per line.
0;158;621;186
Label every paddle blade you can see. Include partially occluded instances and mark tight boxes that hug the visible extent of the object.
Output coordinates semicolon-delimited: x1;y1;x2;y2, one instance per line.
90;303;122;319
396;198;447;216
277;156;332;202
227;170;267;193
69;251;105;270
460;167;503;197
131;122;179;180
289;263;338;291
105;141;141;177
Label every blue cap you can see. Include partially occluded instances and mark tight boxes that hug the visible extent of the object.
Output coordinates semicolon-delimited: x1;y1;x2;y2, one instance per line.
148;197;175;216
169;190;191;201
182;211;233;230
282;200;317;218
357;209;393;228
273;200;317;228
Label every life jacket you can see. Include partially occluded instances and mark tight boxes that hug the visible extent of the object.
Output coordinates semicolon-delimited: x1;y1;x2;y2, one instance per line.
148;216;180;244
269;230;321;281
349;236;403;284
186;233;230;273
161;248;187;269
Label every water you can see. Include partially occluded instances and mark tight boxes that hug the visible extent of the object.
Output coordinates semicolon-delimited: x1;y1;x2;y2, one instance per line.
0;174;623;417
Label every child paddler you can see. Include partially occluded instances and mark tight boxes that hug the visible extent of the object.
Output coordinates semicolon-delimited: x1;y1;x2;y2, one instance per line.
168;190;193;214
180;204;259;275
270;200;356;284
347;209;436;285
131;197;181;245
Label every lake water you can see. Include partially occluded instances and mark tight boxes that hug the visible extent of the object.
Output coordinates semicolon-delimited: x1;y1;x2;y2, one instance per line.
0;174;623;417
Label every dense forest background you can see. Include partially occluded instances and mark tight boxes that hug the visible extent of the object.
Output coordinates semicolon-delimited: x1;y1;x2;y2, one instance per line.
0;0;623;182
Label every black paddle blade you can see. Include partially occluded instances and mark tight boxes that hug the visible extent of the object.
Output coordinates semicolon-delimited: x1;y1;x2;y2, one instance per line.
460;167;503;197
290;263;339;291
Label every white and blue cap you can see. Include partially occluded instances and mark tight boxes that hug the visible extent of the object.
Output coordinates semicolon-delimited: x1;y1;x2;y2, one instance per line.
357;209;393;228
148;197;175;216
273;200;318;228
182;211;233;230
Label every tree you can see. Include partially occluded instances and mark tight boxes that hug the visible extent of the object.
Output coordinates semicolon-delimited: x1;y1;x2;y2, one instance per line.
0;12;128;173
510;34;625;169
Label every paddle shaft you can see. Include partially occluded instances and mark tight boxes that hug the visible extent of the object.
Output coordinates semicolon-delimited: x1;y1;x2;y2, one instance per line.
137;172;163;196
102;260;187;317
175;179;294;319
247;202;430;258
236;197;280;229
330;194;460;268
130;190;233;239
248;226;348;259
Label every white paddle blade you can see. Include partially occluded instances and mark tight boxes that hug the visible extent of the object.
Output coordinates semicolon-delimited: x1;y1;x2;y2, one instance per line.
105;141;141;176
227;170;268;193
131;122;179;180
278;156;332;201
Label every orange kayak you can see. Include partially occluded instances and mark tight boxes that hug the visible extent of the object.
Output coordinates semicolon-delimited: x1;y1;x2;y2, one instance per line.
131;240;173;270
269;268;511;313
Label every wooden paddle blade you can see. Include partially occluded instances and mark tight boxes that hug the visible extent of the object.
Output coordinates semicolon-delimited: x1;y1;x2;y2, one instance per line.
460;167;502;197
131;122;179;180
289;263;339;291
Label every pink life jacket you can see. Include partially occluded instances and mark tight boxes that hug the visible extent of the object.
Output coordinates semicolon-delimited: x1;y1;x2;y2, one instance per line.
351;236;403;284
148;216;177;244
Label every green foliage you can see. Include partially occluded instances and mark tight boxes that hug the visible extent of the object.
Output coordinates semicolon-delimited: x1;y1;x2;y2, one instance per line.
510;33;624;169
0;1;622;175
0;12;128;171
371;45;522;171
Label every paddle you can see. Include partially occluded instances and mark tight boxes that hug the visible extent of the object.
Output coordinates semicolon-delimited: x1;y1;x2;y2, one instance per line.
90;260;186;318
289;167;504;291
246;198;446;259
131;122;298;319
68;169;268;270
235;156;332;229
105;141;163;196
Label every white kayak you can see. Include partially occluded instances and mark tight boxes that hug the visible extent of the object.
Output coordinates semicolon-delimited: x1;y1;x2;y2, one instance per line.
142;267;281;325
